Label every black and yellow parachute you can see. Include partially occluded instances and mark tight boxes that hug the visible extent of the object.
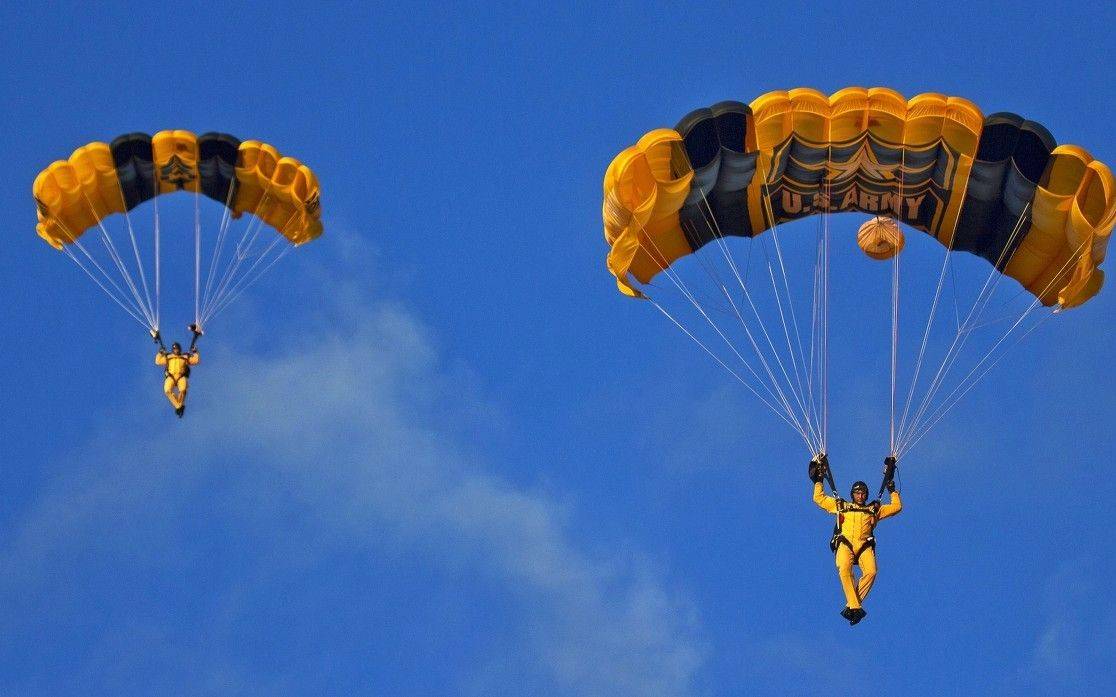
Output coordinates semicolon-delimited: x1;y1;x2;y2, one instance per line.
34;130;322;337
603;87;1115;308
35;131;322;250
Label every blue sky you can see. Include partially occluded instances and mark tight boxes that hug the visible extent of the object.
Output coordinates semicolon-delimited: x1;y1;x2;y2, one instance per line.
2;2;1114;695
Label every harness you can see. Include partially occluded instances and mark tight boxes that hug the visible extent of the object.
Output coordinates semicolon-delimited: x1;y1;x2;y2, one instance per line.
829;499;881;563
154;325;202;381
164;356;191;380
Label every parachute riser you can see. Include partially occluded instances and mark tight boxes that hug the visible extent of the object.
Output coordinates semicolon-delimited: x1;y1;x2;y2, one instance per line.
812;452;839;495
151;325;203;354
876;456;897;498
188;323;203;352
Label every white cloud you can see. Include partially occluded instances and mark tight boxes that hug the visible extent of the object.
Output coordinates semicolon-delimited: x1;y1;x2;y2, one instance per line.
1;283;704;696
1010;558;1116;695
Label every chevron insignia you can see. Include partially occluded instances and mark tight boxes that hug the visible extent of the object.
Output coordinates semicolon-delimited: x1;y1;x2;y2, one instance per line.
160;156;196;190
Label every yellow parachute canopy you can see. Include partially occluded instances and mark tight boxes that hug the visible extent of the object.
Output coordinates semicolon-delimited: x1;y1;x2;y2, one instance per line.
603;87;1116;308
34;130;323;250
33;130;323;334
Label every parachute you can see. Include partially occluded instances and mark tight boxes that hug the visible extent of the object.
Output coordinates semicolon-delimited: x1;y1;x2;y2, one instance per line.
857;217;904;261
602;87;1116;461
34;130;322;336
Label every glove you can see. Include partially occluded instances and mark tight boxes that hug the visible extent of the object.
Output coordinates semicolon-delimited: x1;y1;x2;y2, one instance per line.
809;454;829;483
883;456;897;493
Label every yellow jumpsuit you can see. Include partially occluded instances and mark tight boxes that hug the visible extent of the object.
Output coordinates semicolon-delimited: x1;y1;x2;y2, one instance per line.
155;350;199;410
813;482;902;610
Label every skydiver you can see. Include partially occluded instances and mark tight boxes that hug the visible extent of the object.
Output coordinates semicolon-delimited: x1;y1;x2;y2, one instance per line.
154;325;202;418
809;454;902;626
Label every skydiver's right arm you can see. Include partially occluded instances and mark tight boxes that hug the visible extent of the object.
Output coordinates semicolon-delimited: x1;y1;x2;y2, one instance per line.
155;352;167;366
813;482;837;513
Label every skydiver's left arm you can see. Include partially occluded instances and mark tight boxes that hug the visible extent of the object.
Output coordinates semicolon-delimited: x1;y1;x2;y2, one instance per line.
188;351;200;365
877;491;902;520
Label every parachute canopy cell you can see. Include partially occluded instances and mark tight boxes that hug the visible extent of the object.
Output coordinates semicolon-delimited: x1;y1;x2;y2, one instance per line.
603;87;1116;307
34;130;323;250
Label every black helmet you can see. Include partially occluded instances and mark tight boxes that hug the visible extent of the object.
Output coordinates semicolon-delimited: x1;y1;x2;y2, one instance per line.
850;481;869;498
171;342;182;351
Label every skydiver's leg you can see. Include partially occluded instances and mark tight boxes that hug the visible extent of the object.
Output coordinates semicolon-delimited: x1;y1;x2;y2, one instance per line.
835;546;860;609
164;377;182;409
173;377;189;416
856;548;877;602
